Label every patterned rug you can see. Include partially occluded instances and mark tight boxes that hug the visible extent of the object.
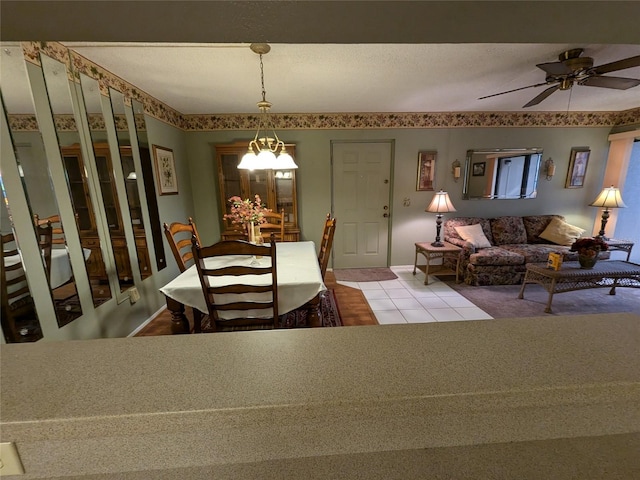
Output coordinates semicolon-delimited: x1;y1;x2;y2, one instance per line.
200;289;343;331
447;281;640;317
333;267;398;282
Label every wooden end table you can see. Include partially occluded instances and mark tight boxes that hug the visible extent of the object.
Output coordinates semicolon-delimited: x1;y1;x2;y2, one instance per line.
413;241;461;285
518;260;640;313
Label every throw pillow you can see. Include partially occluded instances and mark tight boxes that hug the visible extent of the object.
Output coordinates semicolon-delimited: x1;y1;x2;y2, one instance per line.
455;223;492;248
538;217;585;246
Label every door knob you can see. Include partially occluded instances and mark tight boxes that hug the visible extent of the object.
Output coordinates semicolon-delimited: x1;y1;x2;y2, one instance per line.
383;213;389;218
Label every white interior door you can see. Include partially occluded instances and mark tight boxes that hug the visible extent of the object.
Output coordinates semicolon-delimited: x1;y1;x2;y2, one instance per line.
332;141;392;268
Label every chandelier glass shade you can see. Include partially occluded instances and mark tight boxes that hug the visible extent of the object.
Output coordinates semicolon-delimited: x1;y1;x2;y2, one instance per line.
237;44;298;171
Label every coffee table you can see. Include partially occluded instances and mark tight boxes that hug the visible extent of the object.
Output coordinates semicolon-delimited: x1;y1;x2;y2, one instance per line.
518;260;640;313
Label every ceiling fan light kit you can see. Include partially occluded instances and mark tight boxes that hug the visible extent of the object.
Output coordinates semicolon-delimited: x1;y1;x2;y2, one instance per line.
479;48;640;108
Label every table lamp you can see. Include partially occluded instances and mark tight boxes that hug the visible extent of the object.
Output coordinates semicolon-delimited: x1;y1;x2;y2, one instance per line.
425;190;457;247
589;185;627;239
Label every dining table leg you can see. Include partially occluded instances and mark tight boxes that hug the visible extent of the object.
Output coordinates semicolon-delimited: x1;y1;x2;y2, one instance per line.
306;294;321;327
166;296;190;334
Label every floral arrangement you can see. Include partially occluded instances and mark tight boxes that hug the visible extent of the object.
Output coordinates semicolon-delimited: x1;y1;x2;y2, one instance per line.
570;237;609;257
223;195;271;226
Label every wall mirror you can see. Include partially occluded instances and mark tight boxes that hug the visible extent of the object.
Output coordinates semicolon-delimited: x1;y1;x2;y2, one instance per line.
0;162;44;343
2;45;91;330
463;148;543;200
39;50;114;309
131;99;166;273
109;88;152;279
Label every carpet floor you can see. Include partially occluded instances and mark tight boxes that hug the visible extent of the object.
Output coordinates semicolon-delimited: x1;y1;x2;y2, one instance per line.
447;281;640;317
333;267;398;282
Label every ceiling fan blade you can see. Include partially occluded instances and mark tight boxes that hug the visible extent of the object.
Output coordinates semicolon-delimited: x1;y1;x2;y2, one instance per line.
580;75;640;90
591;55;640;75
523;84;561;108
478;82;549;100
536;61;571;76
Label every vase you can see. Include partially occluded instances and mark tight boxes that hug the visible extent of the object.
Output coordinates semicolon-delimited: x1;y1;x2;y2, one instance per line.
578;250;599;269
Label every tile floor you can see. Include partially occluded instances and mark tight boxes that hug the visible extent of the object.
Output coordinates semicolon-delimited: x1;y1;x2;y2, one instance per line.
336;265;493;324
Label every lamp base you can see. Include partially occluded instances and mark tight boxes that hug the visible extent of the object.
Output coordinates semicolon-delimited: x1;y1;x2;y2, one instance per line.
431;241;444;247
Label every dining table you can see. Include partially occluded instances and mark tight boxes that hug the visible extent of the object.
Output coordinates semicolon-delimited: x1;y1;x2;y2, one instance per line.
4;246;91;295
160;240;327;333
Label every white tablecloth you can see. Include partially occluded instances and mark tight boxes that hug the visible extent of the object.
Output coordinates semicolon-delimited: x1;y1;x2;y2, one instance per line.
4;247;91;292
160;241;326;317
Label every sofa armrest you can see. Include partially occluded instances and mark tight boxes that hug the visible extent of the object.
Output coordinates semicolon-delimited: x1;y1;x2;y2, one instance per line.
446;236;476;255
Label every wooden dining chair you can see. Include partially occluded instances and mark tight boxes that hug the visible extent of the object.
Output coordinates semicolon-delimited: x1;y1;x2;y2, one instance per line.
33;214;67;246
36;221;53;285
318;213;337;279
191;238;279;332
163;217;202;272
1;231;39;343
259;209;285;242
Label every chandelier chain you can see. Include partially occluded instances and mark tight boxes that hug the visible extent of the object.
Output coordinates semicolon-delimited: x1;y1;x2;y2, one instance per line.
259;54;267;102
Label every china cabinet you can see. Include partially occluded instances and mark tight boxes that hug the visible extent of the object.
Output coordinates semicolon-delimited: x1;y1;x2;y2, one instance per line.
215;141;300;241
60;144;151;282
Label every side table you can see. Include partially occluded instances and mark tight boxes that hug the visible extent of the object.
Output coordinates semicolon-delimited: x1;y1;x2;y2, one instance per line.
413;241;461;285
605;239;634;261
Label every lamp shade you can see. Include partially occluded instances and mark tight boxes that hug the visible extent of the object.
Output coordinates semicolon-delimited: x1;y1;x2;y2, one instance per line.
426;190;457;213
589;186;627;209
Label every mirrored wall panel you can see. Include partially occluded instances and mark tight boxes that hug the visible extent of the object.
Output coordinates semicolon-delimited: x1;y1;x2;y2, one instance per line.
109;89;152;279
39;50;114;309
0;173;44;343
132;99;166;273
2;45;87;328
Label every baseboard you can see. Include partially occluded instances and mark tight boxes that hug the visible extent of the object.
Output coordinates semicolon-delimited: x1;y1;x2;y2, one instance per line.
127;305;167;337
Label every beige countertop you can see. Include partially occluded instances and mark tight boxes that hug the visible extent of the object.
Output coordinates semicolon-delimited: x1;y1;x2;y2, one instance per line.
2;313;639;478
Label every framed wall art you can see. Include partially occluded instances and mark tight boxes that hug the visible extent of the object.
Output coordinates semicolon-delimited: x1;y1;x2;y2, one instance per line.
565;147;590;188
472;161;486;177
416;151;437;191
152;144;179;195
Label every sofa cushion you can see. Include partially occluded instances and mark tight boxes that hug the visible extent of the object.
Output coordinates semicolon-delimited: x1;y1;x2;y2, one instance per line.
538;217;585;246
490;216;527;245
454;223;492;248
469;246;524;266
523;215;565;244
500;244;571;264
444;217;493;245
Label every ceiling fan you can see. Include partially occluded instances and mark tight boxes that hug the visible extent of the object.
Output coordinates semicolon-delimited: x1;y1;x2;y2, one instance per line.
479;48;640;108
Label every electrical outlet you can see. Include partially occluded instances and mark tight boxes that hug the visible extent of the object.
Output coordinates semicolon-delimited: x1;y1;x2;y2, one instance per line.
403;197;411;207
129;287;140;304
0;442;25;475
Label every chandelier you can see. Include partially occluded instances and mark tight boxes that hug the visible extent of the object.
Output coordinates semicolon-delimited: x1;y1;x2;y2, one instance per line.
237;43;298;170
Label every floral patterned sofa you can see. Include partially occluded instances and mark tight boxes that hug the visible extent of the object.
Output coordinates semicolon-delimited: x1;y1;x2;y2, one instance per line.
443;215;609;286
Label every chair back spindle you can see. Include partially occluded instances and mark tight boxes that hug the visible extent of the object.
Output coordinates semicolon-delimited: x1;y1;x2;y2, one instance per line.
163;217;202;272
318;213;337;279
192;238;279;332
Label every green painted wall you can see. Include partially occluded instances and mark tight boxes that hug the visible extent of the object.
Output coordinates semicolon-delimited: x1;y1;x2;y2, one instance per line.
185;126;611;267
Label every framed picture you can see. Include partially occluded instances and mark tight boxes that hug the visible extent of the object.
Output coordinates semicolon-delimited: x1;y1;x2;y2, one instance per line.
565;147;590;188
472;162;486;177
416;151;436;191
152;145;178;195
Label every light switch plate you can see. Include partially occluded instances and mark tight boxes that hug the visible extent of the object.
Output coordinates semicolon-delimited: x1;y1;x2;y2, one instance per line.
129;287;140;304
0;442;25;475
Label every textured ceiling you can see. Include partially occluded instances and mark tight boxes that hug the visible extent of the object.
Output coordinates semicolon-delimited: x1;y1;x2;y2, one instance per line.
3;42;638;116
61;43;640;114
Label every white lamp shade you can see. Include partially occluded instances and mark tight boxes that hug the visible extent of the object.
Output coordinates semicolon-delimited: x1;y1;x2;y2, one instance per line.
273;151;298;170
238;151;258;170
256;148;277;169
590;186;627;209
426;190;457;213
